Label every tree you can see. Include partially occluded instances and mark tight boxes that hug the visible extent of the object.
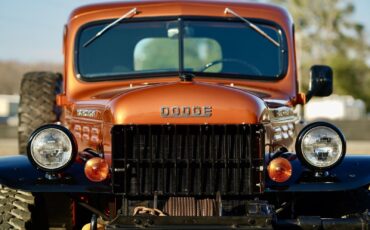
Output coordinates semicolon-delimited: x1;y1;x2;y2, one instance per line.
270;0;370;110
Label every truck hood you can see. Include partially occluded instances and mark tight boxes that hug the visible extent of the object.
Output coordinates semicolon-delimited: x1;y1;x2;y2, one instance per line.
105;81;267;124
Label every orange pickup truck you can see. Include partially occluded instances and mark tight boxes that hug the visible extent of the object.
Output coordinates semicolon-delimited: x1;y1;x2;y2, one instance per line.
0;1;369;229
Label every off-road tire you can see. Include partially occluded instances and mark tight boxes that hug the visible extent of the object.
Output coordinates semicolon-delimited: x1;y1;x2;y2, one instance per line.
18;72;62;154
0;185;38;230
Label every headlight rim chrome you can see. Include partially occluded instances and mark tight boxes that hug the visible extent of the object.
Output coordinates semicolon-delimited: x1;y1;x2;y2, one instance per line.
27;124;77;172
295;121;346;171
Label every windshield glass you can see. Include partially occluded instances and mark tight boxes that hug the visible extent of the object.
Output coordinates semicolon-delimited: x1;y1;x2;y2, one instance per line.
77;19;286;80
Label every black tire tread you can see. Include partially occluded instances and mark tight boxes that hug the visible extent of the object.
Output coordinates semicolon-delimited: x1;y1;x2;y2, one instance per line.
18;72;62;154
0;185;35;230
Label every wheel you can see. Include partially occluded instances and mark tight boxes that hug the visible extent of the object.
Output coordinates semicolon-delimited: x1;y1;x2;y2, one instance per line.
18;72;62;155
0;185;43;229
199;58;262;75
0;185;77;230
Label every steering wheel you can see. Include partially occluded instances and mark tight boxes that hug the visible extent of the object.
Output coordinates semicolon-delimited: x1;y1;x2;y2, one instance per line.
199;58;262;76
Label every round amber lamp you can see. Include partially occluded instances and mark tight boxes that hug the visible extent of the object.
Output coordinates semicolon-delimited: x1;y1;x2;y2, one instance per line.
84;157;109;182
267;157;292;183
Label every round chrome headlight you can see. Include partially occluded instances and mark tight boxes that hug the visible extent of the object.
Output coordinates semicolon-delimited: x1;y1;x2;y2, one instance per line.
296;122;346;170
27;124;77;172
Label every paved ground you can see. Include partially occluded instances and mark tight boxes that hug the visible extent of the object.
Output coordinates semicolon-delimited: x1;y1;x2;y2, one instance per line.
345;140;370;155
0;138;19;155
0;138;369;156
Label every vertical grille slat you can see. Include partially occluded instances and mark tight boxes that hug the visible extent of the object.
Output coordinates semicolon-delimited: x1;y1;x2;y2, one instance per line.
173;126;177;194
222;125;227;194
161;126;166;194
136;128;141;195
246;125;253;192
211;126;216;194
123;127;129;194
198;126;202;195
147;126;152;194
112;125;264;196
186;126;191;195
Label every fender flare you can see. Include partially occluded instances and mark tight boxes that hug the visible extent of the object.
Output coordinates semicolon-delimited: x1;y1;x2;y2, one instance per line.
266;154;370;192
0;155;111;193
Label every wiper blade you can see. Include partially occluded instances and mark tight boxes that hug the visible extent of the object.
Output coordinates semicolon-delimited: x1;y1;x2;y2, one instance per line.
224;8;280;47
83;8;138;47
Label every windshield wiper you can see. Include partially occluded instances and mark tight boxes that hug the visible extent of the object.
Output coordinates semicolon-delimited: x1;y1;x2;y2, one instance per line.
83;8;138;47
224;8;280;47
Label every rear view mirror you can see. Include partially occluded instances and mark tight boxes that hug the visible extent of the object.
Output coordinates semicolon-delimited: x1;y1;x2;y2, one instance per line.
306;65;333;102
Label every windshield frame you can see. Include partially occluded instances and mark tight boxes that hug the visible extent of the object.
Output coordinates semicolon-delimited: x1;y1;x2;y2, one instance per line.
74;16;288;82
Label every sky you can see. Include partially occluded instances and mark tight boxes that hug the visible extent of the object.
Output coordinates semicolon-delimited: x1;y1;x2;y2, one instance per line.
0;0;369;64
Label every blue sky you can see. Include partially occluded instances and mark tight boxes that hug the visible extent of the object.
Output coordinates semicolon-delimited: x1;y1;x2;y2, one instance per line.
0;0;369;63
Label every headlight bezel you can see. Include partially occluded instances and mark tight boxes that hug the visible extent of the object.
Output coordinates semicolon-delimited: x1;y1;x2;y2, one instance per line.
295;122;346;170
27;124;77;172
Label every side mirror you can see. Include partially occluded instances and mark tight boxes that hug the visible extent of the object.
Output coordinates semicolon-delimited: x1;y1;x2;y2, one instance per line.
305;65;333;102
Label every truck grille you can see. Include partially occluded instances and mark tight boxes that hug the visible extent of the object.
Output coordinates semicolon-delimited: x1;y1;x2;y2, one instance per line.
111;125;265;196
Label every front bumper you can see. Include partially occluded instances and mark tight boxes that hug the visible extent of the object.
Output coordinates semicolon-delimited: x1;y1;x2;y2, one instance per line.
106;214;370;230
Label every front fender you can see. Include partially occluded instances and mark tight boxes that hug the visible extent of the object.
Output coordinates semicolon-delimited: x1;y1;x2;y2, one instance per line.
0;155;111;193
266;154;370;192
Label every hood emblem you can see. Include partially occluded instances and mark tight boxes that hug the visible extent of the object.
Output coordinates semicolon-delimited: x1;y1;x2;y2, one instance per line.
161;106;212;118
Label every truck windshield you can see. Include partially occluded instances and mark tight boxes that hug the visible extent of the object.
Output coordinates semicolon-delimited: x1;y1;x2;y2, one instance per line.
77;18;286;80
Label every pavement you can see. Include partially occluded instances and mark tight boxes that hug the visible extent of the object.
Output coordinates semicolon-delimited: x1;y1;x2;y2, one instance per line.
345;140;370;155
0;138;19;155
0;138;369;156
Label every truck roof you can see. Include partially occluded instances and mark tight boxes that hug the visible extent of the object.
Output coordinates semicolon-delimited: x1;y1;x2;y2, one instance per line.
69;0;291;24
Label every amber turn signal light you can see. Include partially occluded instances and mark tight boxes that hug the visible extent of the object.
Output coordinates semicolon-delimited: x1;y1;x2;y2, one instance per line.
267;157;292;183
84;157;109;182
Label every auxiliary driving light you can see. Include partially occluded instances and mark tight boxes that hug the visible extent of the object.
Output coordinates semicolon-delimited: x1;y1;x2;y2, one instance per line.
267;157;292;183
27;124;77;172
296;122;346;170
84;157;109;182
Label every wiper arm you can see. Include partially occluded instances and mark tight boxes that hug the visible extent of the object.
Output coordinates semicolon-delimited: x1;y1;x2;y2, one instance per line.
224;8;280;47
83;8;138;47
